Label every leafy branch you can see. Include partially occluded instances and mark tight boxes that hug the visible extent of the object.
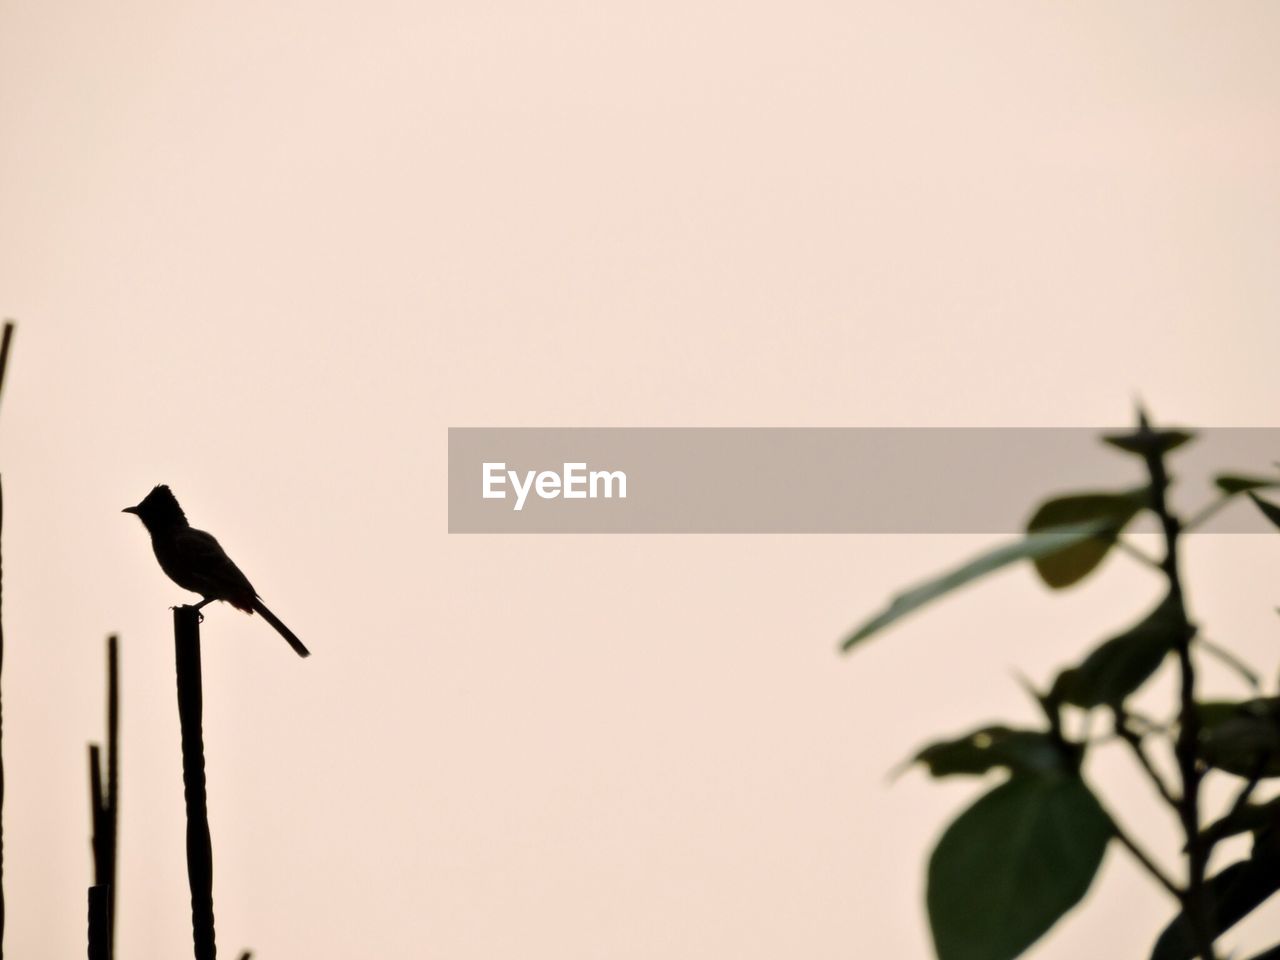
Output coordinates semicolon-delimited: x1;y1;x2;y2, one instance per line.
841;412;1280;960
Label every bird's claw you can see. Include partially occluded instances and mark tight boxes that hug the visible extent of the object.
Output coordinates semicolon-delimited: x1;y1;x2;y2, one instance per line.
168;604;205;623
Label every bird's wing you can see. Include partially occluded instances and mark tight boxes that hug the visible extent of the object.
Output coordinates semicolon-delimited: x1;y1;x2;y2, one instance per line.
173;527;259;610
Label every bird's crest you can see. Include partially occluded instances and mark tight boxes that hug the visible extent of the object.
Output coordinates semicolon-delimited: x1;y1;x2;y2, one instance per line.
132;484;188;527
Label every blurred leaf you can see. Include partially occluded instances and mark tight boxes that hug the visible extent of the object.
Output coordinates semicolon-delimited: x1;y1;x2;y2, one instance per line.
1215;474;1280;495
910;726;1070;779
1026;491;1146;589
1202;796;1280;846
1197;697;1280;779
1051;594;1182;709
1195;700;1243;729
927;775;1111;960
842;522;1119;651
1103;428;1194;457
1247;492;1280;530
1150;844;1280;960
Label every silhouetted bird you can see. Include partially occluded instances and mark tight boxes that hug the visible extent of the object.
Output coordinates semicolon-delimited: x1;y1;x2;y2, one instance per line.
123;485;310;657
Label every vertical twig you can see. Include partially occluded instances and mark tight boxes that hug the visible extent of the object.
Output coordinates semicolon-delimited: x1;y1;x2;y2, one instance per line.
0;324;13;390
0;474;5;960
87;634;120;959
89;746;105;880
105;636;119;953
0;318;15;960
1112;706;1179;808
87;745;109;960
87;886;109;960
1138;411;1216;960
175;606;217;960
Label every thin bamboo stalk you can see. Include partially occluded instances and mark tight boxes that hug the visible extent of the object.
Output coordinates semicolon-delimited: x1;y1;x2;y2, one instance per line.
0;319;14;959
88;745;105;878
86;634;120;958
87;744;111;960
0;474;6;960
87;886;109;960
105;635;118;952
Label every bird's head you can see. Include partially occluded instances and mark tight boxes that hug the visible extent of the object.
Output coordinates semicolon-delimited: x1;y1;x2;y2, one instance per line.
123;485;189;531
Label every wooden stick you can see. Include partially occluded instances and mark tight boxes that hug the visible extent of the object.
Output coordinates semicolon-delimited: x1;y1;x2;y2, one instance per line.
175;606;216;960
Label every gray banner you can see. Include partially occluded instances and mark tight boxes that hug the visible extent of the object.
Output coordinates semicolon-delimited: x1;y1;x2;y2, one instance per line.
447;428;1280;533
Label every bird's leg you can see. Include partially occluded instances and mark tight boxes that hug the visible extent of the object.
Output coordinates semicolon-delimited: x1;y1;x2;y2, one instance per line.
189;597;216;623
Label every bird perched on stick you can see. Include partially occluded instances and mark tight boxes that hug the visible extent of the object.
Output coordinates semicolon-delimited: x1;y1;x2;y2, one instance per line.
124;485;310;657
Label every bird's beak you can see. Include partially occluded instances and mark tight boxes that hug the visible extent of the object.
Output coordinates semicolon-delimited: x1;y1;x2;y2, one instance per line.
122;506;139;515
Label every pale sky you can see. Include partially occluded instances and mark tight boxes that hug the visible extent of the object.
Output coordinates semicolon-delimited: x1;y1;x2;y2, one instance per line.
1;2;1279;958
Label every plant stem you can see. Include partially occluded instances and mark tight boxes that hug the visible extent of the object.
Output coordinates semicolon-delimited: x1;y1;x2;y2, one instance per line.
87;886;110;960
0;475;5;960
1111;707;1179;808
87;743;112;960
0;319;14;960
1201;767;1263;854
1184;494;1232;532
1194;636;1260;691
1139;415;1216;960
1098;796;1182;898
105;635;119;955
1115;537;1162;570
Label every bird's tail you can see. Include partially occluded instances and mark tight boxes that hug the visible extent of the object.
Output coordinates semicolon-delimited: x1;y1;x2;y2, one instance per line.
251;599;311;658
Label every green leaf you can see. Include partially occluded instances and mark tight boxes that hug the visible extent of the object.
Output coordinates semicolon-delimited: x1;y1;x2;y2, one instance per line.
1247;492;1280;530
1026;491;1146;589
910;726;1070;779
1052;594;1183;708
1150;844;1280;960
842;522;1119;651
1195;700;1244;729
1202;796;1280;846
1215;474;1280;495
1102;428;1195;457
1196;697;1280;778
927;775;1111;960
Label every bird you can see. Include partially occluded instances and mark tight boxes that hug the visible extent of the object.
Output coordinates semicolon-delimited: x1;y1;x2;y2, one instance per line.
123;485;310;657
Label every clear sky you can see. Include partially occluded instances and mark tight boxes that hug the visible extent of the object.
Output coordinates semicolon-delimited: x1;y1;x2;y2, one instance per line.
1;2;1279;957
